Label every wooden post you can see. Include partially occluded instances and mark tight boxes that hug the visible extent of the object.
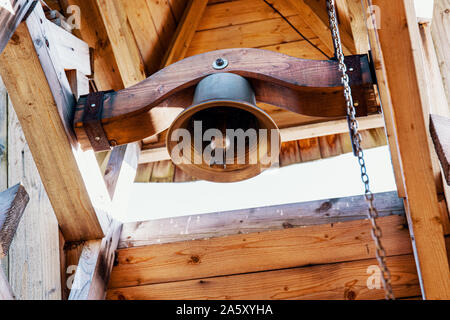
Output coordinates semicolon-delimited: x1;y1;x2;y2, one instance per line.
364;0;450;299
0;5;111;242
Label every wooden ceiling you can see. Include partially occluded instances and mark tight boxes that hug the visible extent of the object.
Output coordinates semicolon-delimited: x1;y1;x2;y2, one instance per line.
48;0;387;182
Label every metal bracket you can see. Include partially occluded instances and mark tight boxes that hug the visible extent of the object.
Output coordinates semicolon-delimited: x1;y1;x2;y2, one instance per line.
82;91;112;152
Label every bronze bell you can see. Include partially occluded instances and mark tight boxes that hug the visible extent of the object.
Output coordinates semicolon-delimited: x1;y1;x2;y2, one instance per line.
166;73;281;183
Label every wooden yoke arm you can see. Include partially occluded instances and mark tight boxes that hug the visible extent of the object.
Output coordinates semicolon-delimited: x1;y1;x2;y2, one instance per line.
73;48;378;151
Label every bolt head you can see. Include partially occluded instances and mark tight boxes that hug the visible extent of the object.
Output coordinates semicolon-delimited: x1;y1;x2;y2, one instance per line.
95;136;101;141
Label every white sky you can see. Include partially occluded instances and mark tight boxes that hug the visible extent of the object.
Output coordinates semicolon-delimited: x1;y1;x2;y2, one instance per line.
122;146;397;222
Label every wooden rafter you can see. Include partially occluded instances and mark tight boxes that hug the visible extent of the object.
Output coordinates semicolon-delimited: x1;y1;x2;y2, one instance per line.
0;0;36;55
364;0;450;299
0;5;111;241
161;0;208;67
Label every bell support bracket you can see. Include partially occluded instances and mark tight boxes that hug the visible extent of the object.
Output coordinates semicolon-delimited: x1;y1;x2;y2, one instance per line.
73;48;378;151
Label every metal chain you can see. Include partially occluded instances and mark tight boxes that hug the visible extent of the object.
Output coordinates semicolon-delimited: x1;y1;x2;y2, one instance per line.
326;0;395;300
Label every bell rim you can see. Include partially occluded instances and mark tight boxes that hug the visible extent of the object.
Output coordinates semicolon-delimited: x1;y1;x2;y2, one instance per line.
166;99;281;183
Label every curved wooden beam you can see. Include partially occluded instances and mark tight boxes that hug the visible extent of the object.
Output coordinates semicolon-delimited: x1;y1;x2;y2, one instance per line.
74;48;377;150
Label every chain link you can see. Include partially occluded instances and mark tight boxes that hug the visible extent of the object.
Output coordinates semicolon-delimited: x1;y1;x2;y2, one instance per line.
326;0;395;300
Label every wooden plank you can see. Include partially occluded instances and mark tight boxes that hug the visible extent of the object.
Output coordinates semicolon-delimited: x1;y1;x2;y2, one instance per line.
431;0;450;107
121;0;165;75
0;184;29;257
119;191;404;248
95;0;146;87
110;214;411;288
286;0;356;56
187;16;314;56
430;114;450;185
59;0;124;91
7;101;61;299
0;6;111;241
161;0;208;67
69;220;122;300
107;254;420;300
134;163;154;182
0;76;7;277
0;267;14;300
139;115;385;164
337;0;369;54
65;69;89;100
197;0;298;31
365;0;450;299
0;0;35;55
260;37;329;60
150;160;175;182
146;0;178;52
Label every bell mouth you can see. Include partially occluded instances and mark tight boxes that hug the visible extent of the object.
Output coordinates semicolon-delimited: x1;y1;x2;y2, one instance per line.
166;99;281;183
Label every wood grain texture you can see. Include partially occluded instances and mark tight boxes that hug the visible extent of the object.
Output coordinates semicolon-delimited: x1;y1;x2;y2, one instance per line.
110;215;411;288
68;220;122;300
367;0;450;299
107;254;419;300
119;191;404;248
0;6;111;241
0;76;7;276
0;267;14;300
59;0;124;91
161;0;208;67
0;184;29;257
0;0;35;55
7;100;61;300
430;114;450;185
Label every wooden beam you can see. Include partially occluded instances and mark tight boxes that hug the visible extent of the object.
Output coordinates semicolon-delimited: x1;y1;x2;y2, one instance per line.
139;114;385;163
95;0;146;87
0;267;14;300
364;0;450;299
68;220;122;300
430;114;450;185
119;191;404;248
110;214;411;288
0;0;36;55
287;0;356;56
0;5;111;241
108;254;420;300
0;184;29;257
161;0;208;67
336;0;370;54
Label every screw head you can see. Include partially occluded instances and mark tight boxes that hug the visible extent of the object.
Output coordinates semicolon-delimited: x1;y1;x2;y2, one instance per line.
354;102;359;107
95;136;101;141
212;58;228;70
91;104;96;108
349;67;354;72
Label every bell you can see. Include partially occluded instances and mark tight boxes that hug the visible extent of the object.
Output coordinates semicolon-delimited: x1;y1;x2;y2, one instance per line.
167;73;281;183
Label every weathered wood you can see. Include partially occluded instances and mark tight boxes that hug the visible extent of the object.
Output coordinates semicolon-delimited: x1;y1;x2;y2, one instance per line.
161;0;208;67
431;0;450;108
110;214;411;288
73;50;378;149
0;77;7;276
0;0;36;55
107;254;419;300
287;0;355;55
0;5;111;241
119;191;404;248
365;0;450;299
68;220;122;300
0;184;29;257
7;100;61;299
45;19;91;76
0;267;14;300
430;114;450;185
65;69;89;100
